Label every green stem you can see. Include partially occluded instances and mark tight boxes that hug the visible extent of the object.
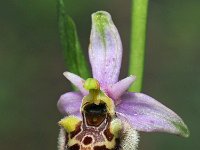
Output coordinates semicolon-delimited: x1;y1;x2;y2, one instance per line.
129;0;149;92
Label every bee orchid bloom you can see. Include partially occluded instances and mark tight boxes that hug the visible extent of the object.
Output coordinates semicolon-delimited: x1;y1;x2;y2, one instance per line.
57;11;189;150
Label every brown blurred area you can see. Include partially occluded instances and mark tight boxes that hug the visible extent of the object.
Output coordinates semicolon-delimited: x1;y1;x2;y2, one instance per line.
0;0;199;149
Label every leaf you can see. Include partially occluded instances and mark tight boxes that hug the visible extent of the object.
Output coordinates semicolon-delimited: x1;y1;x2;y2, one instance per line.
57;0;90;79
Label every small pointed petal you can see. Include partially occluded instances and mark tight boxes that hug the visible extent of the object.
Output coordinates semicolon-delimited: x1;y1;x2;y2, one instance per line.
108;75;136;101
116;93;189;137
57;92;83;118
63;72;88;95
89;11;122;86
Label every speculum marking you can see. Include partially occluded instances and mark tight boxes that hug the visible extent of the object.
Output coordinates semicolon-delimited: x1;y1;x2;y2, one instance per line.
83;136;93;145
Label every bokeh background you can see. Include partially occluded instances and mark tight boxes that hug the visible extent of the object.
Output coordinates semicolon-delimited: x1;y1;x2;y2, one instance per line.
0;0;199;149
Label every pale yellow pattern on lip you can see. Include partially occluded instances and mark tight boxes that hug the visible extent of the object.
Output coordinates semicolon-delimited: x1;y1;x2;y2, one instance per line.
59;116;81;133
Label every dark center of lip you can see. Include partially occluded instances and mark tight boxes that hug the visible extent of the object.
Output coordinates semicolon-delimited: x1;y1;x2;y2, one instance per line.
84;103;107;115
83;103;107;127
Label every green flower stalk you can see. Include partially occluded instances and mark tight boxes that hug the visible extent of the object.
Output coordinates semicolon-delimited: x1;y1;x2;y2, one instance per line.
129;0;149;92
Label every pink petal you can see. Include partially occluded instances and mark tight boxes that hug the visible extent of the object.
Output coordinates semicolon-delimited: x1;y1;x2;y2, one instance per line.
89;11;122;86
57;92;83;118
116;92;189;137
107;75;136;101
63;72;88;95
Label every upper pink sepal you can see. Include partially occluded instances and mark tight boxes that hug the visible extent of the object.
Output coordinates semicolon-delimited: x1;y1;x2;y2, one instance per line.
89;11;122;86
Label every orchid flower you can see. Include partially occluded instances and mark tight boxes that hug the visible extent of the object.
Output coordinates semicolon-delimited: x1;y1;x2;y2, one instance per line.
57;11;189;150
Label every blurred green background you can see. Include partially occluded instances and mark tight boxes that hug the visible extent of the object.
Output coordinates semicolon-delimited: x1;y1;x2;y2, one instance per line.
0;0;199;149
